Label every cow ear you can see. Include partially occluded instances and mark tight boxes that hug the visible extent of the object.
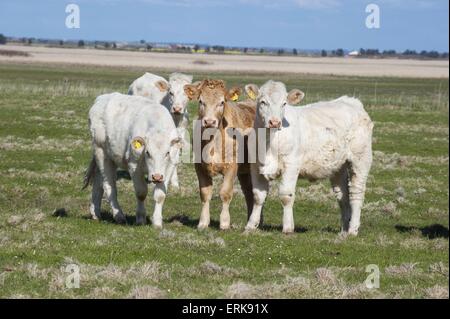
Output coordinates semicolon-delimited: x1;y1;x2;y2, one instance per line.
184;83;200;101
226;87;242;102
287;89;305;105
155;80;169;93
245;84;259;100
130;136;146;158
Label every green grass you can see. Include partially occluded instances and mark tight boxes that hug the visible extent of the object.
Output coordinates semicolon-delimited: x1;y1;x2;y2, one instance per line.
0;63;448;299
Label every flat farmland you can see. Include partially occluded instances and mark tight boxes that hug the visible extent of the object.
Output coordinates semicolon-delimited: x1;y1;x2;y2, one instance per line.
1;44;449;78
0;62;448;298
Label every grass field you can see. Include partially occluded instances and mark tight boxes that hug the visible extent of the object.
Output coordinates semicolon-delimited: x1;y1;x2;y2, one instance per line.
0;62;448;299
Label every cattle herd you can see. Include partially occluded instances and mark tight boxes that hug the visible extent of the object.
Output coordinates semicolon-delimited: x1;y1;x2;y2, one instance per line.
83;72;374;236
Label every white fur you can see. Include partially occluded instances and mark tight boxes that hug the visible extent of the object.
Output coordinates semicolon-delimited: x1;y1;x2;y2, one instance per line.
127;72;169;104
246;81;374;235
88;93;181;228
129;72;193;189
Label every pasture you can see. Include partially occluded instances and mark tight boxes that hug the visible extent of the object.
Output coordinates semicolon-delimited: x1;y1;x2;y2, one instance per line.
0;62;448;298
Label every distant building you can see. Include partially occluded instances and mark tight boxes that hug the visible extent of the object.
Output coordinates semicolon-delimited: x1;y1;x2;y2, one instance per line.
348;50;360;57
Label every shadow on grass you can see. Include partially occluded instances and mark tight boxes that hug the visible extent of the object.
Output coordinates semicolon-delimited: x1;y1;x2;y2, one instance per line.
80;210;150;226
166;214;221;230
321;226;340;234
395;224;449;239
261;224;308;233
167;214;308;233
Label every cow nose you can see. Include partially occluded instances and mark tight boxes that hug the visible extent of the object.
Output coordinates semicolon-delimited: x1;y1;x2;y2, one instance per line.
172;106;183;114
203;119;217;128
151;174;164;183
268;118;281;129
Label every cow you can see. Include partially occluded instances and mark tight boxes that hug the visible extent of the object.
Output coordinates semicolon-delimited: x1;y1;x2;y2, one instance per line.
184;79;256;230
127;72;169;104
244;80;373;236
83;93;182;228
128;72;194;189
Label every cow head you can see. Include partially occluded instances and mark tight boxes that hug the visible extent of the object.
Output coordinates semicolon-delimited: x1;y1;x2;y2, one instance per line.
167;73;194;115
129;130;182;184
245;81;304;129
184;79;241;129
149;78;170;104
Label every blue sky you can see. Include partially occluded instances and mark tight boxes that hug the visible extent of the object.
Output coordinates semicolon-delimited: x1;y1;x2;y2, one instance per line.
0;0;448;51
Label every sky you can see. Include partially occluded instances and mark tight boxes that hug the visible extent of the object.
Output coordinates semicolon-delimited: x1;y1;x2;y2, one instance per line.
0;0;448;52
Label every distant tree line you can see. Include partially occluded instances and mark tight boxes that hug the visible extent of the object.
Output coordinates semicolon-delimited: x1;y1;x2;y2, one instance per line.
0;34;6;45
2;34;448;60
358;48;448;59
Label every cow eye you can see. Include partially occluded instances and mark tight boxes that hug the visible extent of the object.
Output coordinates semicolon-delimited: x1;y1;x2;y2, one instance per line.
169;92;174;96
220;101;225;107
282;102;287;107
260;100;266;106
146;151;151;158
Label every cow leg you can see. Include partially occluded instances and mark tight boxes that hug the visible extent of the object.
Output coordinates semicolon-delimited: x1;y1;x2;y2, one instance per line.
330;165;351;233
237;172;254;222
279;165;299;234
89;166;103;220
219;167;237;230
95;146;126;224
131;170;148;225
196;165;213;230
348;157;372;236
170;167;180;190
152;182;166;229
245;163;269;231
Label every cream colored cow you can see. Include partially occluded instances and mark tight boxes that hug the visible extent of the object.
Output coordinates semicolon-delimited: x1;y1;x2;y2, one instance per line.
245;81;373;236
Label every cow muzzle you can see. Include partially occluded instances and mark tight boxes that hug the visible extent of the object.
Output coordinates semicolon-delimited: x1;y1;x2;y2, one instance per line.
202;118;218;128
172;106;183;114
268;118;282;129
151;173;164;184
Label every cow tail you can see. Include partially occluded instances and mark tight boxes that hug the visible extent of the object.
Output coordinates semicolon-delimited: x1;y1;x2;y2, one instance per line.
82;156;97;190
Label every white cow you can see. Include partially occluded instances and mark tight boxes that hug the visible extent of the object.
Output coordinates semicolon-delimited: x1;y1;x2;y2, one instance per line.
127;72;169;104
83;93;182;228
244;81;373;236
128;72;194;189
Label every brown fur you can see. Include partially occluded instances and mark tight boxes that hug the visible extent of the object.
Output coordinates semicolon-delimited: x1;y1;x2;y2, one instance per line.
185;79;256;229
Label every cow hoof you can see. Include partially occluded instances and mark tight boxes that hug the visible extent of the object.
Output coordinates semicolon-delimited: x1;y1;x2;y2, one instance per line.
136;219;147;226
220;224;230;231
197;224;209;231
152;223;163;230
282;228;294;235
348;230;359;236
244;225;257;232
114;214;127;224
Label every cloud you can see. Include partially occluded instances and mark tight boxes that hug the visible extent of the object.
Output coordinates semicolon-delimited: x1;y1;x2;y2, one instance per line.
92;0;443;11
127;0;343;9
137;0;228;6
294;0;341;9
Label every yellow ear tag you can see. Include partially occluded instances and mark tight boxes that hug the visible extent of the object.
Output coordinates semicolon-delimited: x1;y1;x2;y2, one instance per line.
132;140;143;150
230;93;239;101
248;90;256;100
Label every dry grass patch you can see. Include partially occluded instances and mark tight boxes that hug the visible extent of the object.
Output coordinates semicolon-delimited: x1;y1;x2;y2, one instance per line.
424;285;449;299
385;263;419;276
429;262;449;277
128;285;167;299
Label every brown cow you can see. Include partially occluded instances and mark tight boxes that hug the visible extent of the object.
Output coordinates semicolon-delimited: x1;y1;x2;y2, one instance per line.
184;79;256;230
